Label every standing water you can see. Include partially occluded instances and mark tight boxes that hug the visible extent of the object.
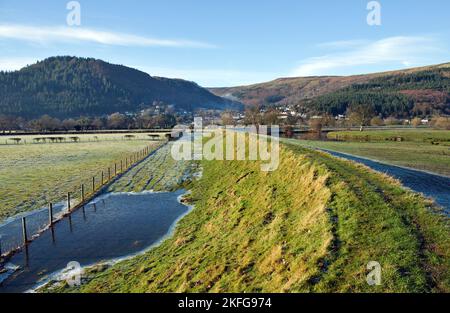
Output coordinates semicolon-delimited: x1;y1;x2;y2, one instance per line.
0;189;189;293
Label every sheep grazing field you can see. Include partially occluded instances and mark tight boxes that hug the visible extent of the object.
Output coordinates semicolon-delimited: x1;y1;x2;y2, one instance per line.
0;134;163;221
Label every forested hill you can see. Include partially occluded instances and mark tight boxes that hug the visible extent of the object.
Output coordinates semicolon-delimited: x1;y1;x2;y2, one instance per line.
210;63;450;117
0;56;241;118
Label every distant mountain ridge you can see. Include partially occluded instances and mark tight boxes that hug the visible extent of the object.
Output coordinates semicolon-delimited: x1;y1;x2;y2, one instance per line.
210;63;450;117
0;56;241;119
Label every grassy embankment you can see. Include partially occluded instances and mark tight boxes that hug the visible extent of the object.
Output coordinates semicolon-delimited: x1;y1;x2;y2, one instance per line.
0;138;161;221
292;129;450;176
53;135;449;293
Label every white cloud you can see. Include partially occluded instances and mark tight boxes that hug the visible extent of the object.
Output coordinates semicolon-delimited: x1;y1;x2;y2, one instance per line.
0;57;38;71
134;66;277;87
316;39;370;49
0;24;216;48
292;36;446;76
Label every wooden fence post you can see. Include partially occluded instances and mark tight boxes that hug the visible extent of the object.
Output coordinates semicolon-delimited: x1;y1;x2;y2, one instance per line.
67;192;71;211
49;203;53;225
92;176;95;193
108;167;111;181
101;171;104;185
81;184;85;202
114;163;117;176
121;160;123;172
22;217;28;244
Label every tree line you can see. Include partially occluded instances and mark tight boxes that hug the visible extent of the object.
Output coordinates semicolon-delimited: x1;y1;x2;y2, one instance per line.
0;112;178;133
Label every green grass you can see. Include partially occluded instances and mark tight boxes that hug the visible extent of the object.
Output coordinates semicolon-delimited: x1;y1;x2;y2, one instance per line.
0;139;160;221
285;139;450;176
327;129;450;144
107;143;194;193
50;139;449;293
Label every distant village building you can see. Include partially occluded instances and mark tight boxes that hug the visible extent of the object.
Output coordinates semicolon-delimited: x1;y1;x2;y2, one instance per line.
232;114;243;121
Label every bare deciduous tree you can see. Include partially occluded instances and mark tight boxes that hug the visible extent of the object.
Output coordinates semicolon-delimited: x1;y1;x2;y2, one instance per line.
347;104;375;131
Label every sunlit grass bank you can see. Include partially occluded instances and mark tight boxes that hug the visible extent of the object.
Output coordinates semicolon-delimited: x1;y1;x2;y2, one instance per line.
53;140;449;293
0;140;160;221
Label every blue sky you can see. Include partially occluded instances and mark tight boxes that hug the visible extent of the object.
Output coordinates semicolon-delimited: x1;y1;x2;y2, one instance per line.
0;0;449;86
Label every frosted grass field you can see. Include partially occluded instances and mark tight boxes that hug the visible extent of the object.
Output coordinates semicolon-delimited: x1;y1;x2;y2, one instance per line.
0;138;161;221
108;143;195;193
0;132;166;145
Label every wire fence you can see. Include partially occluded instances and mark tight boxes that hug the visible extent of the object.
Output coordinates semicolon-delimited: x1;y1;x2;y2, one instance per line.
0;144;154;258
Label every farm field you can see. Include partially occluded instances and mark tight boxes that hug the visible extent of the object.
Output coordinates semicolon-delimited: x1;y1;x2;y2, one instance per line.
0;132;166;145
0;138;161;221
52;139;449;293
326;129;450;143
286;140;450;177
287;129;450;177
107;142;195;193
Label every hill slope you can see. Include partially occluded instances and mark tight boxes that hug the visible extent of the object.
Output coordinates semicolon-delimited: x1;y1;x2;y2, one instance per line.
0;56;241;119
210;63;450;117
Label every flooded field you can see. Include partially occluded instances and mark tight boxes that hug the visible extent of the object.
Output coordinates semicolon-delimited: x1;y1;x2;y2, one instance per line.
0;189;190;293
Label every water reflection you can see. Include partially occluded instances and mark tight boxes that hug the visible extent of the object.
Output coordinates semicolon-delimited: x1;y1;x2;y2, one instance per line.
0;189;189;293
